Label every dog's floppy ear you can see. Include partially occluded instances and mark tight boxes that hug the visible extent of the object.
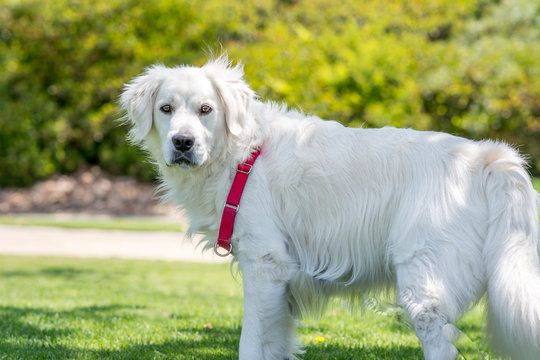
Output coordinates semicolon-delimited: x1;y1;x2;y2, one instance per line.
203;57;256;137
120;65;166;142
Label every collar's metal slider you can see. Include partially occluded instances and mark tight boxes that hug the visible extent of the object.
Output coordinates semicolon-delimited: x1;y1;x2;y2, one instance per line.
237;163;253;174
224;203;239;213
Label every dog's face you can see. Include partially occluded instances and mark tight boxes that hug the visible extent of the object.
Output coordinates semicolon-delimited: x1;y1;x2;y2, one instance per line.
152;69;223;169
120;58;255;169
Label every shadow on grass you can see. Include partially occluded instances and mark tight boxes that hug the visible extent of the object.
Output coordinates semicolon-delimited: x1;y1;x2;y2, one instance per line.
1;266;89;279
0;304;145;346
0;304;426;360
0;304;147;325
92;326;241;360
0;303;240;359
304;343;423;359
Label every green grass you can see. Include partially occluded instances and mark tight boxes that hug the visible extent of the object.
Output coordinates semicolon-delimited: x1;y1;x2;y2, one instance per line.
0;256;495;359
0;214;184;232
532;177;540;193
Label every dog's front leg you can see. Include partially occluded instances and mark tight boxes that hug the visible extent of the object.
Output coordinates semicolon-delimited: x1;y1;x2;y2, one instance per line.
238;253;299;360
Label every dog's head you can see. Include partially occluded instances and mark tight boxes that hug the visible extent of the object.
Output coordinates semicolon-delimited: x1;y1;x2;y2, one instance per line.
120;57;256;169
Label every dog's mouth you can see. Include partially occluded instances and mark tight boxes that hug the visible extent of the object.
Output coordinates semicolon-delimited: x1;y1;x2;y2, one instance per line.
167;154;196;169
175;157;193;166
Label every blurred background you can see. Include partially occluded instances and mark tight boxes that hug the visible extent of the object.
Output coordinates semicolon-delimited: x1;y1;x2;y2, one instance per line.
0;0;539;215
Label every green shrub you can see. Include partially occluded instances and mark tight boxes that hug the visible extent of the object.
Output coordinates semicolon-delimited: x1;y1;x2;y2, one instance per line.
0;0;538;187
0;0;201;186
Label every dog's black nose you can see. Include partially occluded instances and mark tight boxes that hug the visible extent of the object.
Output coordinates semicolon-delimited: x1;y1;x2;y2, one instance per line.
171;134;195;152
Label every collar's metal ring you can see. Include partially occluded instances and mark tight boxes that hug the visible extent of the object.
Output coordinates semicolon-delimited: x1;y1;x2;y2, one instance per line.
214;242;233;257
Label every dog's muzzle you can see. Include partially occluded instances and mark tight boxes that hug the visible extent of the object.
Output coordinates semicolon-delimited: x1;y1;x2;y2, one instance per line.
168;134;197;168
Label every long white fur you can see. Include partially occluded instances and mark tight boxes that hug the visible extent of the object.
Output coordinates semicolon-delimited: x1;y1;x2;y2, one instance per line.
120;56;540;360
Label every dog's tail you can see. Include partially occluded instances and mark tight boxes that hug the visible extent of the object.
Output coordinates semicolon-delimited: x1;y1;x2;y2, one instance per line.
482;145;540;359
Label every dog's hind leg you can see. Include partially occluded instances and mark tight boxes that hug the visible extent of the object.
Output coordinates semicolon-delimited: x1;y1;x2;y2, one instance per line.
237;251;300;360
396;262;461;360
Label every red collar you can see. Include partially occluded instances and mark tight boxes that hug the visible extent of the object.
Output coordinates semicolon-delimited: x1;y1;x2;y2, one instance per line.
214;149;261;257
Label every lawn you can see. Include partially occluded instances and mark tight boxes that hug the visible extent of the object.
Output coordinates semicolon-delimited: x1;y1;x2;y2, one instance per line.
0;256;495;359
0;214;184;233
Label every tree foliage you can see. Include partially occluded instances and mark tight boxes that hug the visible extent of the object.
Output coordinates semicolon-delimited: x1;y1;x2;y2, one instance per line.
1;0;538;186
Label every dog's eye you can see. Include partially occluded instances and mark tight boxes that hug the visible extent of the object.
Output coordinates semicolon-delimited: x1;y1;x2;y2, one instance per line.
160;104;172;113
200;104;212;115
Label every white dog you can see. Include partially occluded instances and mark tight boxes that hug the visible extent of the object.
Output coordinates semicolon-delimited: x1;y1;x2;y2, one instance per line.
121;57;540;360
